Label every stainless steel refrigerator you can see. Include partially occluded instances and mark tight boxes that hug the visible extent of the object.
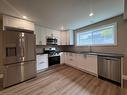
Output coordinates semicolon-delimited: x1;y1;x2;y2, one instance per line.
2;31;36;88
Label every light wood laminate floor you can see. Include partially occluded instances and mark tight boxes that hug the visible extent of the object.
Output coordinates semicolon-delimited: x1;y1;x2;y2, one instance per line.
0;64;127;95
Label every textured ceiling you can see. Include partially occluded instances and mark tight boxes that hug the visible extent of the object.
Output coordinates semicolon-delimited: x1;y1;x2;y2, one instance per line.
0;0;124;30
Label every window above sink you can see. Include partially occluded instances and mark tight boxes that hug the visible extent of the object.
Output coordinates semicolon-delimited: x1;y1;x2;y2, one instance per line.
76;23;117;46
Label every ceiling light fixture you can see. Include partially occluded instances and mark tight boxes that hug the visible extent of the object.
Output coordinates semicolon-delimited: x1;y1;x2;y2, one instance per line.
89;12;94;17
89;0;94;17
23;16;27;19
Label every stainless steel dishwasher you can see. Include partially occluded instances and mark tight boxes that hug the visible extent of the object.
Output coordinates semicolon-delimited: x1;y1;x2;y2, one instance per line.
98;56;121;83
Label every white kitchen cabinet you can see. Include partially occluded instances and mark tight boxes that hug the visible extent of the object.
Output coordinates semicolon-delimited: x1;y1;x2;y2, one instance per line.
64;52;69;64
36;54;48;72
35;24;74;45
64;52;98;76
60;52;65;64
60;31;67;45
65;53;78;67
34;25;42;45
35;26;61;45
85;55;98;75
75;54;86;70
60;30;74;45
3;15;35;31
69;30;74;45
52;30;61;45
67;53;75;66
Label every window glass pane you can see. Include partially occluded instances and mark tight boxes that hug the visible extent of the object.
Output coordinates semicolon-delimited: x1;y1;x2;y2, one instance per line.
77;31;92;46
93;26;115;45
76;23;117;46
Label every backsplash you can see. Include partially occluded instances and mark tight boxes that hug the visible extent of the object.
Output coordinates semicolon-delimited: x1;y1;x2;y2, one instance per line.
36;45;74;54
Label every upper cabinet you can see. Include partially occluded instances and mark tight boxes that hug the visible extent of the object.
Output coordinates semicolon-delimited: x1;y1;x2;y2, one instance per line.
35;25;74;45
60;30;74;45
2;15;35;31
124;0;127;19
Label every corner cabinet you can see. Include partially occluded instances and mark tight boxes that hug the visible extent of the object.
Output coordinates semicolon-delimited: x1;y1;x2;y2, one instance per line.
63;52;97;76
3;15;35;31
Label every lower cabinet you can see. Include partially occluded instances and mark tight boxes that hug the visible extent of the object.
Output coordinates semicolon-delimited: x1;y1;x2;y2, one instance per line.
85;55;98;75
63;52;98;75
60;52;65;64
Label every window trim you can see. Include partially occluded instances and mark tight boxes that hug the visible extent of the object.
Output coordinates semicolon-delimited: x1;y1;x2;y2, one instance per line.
75;23;117;46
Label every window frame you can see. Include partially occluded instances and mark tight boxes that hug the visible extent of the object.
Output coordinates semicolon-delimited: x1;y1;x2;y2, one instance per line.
75;23;117;46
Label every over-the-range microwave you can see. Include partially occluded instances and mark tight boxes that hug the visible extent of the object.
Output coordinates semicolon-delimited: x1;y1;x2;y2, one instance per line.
46;37;58;45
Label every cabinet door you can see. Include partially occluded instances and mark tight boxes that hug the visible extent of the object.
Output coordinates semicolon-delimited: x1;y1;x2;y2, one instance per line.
3;64;22;88
21;20;34;31
86;55;98;75
34;26;41;45
53;31;60;45
69;30;74;45
40;28;47;45
67;53;74;66
24;61;36;80
60;52;65;64
82;54;88;70
3;15;34;31
66;31;70;45
3;16;22;29
60;31;67;45
64;52;68;64
75;54;85;70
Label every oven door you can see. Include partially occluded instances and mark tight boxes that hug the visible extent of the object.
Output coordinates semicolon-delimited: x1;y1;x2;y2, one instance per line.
48;56;60;66
3;32;22;65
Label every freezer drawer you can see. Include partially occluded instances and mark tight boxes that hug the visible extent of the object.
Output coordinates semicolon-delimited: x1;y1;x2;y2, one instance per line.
3;64;22;88
23;61;36;80
3;61;36;88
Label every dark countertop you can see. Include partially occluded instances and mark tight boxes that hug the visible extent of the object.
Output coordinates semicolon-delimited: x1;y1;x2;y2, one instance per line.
37;51;124;57
36;53;47;55
61;51;124;58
